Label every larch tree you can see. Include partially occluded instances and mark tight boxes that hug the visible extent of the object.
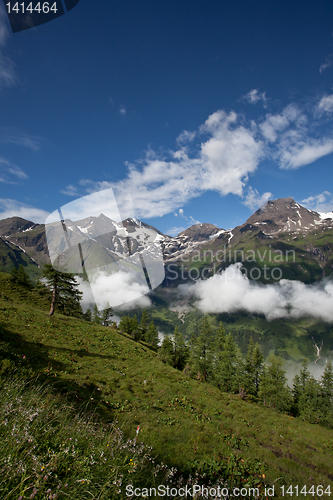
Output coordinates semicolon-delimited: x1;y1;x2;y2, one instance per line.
42;264;83;317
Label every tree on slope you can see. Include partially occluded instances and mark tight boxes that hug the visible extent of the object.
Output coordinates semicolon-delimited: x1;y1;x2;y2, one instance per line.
189;316;214;382
42;264;83;317
258;355;292;412
242;338;264;398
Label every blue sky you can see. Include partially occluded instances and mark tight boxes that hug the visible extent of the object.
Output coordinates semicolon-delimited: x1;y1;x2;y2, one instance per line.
1;0;333;235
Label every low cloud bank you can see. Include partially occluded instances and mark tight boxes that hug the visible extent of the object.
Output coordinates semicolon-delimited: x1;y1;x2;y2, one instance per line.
178;263;333;322
78;271;152;311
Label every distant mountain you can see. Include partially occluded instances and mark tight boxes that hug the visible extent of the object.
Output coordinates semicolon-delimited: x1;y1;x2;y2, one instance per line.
0;197;332;284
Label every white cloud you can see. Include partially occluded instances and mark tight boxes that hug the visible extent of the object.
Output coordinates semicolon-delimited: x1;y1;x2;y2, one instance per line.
243;187;273;210
301;191;333;213
258;103;333;170
0;198;50;223
60;95;333;220
60;184;80;197
259;114;289;142
3;134;41;151
318;94;333;113
0;157;28;182
119;106;126;117
0;6;16;88
81;110;263;220
179;263;333;322
78;271;152;311
178;208;201;225
279;137;333;170
176;130;196;144
319;53;333;74
259;104;303;143
243;89;267;105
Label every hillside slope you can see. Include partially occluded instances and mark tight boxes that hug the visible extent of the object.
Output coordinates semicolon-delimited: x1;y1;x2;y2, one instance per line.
0;273;333;498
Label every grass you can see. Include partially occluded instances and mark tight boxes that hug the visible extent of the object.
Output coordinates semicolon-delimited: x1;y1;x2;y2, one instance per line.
1;273;333;498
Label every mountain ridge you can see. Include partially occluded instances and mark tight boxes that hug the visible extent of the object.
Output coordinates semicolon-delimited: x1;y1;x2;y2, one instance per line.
0;197;332;283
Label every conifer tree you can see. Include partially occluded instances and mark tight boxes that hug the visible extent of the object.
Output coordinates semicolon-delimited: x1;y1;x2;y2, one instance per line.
321;360;333;403
172;326;189;370
292;360;312;414
292;360;328;424
118;315;140;339
140;310;149;338
215;333;242;393
101;302;113;326
145;320;159;348
242;338;264;397
10;265;31;287
189;316;213;381
42;264;82;317
158;336;174;365
92;304;102;324
83;306;93;322
258;355;292;412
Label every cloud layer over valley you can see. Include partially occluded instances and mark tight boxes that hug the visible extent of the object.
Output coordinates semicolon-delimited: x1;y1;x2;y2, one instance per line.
179;264;333;323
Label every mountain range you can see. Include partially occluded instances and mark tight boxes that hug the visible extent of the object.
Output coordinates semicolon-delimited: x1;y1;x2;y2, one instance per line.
0;196;332;285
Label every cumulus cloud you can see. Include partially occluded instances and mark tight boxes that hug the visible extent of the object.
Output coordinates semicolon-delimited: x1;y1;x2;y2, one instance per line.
61;95;333;220
0;6;16;88
301;191;333;213
78;271;152;311
0;198;50;222
258;103;333;170
179;263;333;323
243;187;273;210
243;89;267;105
80;110;263;220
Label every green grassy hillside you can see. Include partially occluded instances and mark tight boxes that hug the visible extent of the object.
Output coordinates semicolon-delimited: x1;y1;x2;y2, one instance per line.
1;273;333;498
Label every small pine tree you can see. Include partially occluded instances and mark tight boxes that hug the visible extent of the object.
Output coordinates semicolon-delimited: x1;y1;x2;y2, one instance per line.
189;316;213;382
42;264;82;317
83;306;93;322
140;310;149;338
145;320;159;348
101;302;113;326
92;304;102;324
158;336;174;365
17;265;31;287
10;267;19;283
215;333;242;393
321;360;333;403
258;355;292;412
172;326;189;370
242;338;264;397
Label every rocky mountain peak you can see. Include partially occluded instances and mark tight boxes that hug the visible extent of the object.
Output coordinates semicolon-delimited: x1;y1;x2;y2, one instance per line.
177;223;221;241
244;197;325;235
0;217;38;237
